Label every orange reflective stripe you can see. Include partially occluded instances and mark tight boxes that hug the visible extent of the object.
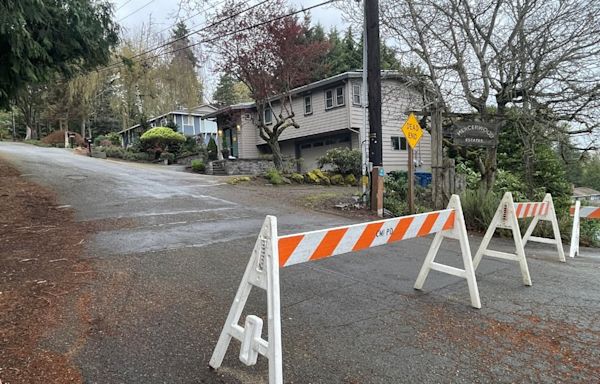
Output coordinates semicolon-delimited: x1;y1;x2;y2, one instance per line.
278;235;304;268
516;203;524;217
417;212;439;237
590;208;600;219
388;217;414;243
310;228;348;261
443;211;455;231
570;206;575;216
352;222;384;251
524;203;532;217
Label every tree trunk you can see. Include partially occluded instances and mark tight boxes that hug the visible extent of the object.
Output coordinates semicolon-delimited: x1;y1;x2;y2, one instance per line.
268;138;284;171
81;118;86;138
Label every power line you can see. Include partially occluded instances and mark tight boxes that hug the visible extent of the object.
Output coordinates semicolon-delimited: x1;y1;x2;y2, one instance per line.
110;0;338;71
116;0;135;12
154;0;235;37
101;0;271;72
118;0;156;22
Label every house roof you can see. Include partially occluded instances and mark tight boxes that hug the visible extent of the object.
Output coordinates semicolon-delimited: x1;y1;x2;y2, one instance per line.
118;104;218;134
202;70;430;119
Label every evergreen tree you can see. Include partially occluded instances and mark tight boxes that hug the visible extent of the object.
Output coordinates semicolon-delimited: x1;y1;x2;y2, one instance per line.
212;74;251;106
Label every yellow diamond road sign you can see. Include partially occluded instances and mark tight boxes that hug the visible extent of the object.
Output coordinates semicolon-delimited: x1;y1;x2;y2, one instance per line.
401;113;423;149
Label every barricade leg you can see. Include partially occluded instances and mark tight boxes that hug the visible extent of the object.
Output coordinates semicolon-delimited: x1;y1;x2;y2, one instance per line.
414;195;481;309
209;216;283;384
473;192;532;286
569;201;581;258
547;195;566;262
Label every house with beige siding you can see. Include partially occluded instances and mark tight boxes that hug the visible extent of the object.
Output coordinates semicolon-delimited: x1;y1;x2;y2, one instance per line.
203;71;432;173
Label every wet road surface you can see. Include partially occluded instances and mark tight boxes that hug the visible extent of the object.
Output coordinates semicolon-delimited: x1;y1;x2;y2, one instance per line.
1;142;599;383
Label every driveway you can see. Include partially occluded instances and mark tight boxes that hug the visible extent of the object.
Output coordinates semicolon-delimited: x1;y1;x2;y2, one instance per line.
1;142;599;383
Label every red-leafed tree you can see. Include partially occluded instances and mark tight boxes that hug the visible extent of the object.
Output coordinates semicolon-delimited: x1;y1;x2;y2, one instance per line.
205;0;328;170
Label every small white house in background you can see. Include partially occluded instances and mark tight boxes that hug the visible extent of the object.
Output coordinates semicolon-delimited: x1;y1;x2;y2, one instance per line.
202;71;432;173
118;104;218;147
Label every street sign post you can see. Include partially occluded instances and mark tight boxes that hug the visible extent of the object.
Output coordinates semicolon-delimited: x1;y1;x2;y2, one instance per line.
402;113;424;214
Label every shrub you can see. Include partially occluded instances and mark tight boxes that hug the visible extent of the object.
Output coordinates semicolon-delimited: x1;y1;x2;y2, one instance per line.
330;174;344;185
266;168;284;185
305;171;320;184
140;127;185;152
344;174;357;186
123;152;149;161
317;147;361;175
494;169;527;201
105;146;126;158
106;132;121;145
460;189;501;231
93;135;107;146
160;151;175;164
228;176;252;185
290;173;304;183
191;159;205;173
207;137;218;160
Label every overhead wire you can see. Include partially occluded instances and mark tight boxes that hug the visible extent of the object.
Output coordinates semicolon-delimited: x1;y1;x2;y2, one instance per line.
118;0;156;22
116;0;135;11
101;0;271;72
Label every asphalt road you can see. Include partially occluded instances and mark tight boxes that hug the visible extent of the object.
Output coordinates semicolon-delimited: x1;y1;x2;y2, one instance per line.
1;142;599;384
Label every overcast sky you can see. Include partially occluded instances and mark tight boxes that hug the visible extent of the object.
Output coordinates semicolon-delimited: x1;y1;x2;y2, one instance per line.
111;0;350;100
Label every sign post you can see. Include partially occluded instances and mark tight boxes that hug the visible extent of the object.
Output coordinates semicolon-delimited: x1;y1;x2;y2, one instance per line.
402;113;424;214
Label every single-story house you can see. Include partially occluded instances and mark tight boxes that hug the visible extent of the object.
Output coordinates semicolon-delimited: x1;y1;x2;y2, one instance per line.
118;104;218;147
202;71;432;173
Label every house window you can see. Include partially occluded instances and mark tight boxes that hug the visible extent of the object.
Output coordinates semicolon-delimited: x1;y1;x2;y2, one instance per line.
264;108;272;124
352;84;361;105
325;90;334;109
336;86;345;106
391;136;407;151
304;95;312;115
183;115;191;125
326;86;345;110
313;141;324;147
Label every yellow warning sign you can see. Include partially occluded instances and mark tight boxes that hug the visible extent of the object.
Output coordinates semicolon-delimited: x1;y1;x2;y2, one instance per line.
401;113;423;149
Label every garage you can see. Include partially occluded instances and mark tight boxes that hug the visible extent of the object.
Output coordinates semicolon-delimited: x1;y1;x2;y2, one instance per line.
297;133;352;172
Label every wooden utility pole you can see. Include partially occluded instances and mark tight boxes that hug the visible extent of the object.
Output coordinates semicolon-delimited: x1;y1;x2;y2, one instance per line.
431;103;444;209
366;0;383;216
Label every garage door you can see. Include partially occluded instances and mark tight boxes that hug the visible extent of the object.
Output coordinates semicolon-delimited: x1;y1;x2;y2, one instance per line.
299;135;351;172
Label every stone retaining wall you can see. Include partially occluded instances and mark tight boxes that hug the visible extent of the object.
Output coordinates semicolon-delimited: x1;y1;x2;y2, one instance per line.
207;159;274;175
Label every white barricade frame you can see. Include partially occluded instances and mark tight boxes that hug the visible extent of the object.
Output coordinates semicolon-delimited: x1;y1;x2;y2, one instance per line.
473;192;565;286
569;201;600;257
208;195;480;384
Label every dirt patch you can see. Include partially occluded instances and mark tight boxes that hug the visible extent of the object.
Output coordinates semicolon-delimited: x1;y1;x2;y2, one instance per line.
0;159;128;383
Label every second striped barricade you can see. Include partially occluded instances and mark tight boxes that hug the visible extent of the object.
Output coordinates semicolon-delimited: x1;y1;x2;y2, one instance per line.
473;192;565;286
569;201;600;257
209;194;480;384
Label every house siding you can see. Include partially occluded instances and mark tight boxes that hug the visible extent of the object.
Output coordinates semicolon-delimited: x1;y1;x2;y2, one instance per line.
238;113;259;158
349;79;431;172
256;81;352;144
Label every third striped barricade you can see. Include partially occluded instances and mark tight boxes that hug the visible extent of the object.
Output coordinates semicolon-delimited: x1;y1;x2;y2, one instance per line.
569;201;600;257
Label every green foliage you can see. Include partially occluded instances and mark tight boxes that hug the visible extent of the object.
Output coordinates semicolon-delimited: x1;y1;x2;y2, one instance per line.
166;119;178;131
317;147;361;175
311;169;330;184
344;174;357;186
330;174;344;185
384;171;408;201
123;151;149;161
207;137;218;160
493;169;527;201
104;146;125;158
0;0;119;108
290;173;304;183
266;168;283;185
140;127;185;152
24;139;51;147
106;132;121;145
305;171;320;184
191;159;205;173
460;189;502;232
580;154;600;191
384;196;408;217
93;135;107;146
455;162;480;190
160;152;175;164
213;74;252;106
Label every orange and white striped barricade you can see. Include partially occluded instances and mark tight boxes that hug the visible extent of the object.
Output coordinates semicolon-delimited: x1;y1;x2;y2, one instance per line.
209;195;480;384
569;200;600;257
473;192;565;286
